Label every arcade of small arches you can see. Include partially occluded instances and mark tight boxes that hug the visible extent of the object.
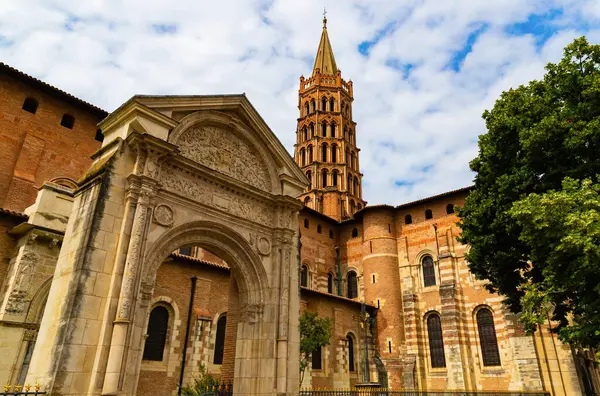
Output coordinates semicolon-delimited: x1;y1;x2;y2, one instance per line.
297;144;358;170
301;95;352;118
303;169;361;193
303;195;363;213
297;122;356;145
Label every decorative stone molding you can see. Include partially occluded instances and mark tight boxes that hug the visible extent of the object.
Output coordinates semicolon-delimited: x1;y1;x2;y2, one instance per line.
5;290;28;314
256;237;271;256
153;204;174;227
240;303;264;325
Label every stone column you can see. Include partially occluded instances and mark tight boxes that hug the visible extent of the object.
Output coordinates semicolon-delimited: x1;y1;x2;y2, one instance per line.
439;280;467;390
102;185;153;395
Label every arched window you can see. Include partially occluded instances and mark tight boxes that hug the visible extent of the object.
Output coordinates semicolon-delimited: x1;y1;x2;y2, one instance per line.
446;204;455;214
306;171;312;188
405;214;412;225
327;273;334;293
301;265;309;287
330;98;335;112
22;97;39;114
330;123;336;137
350;152;355;170
322;144;328;162
329;230;334;239
321;97;327;111
351;228;358;238
303;127;308;141
347;175;353;194
312;345;322;369
213;315;227;364
347;271;358;298
349;130;354;143
331;144;337;163
347;334;355;372
311;99;316;113
332;170;339;186
304;218;309;228
477;308;501;366
61;114;75;129
307;145;313;163
310;123;315;137
300;148;306;166
322;121;327;137
346;149;350;164
321;169;328;188
354;178;359;197
317;224;322;234
304;102;310;116
422;256;436;287
357;203;362;210
425;209;433;219
427;314;446;368
143;306;169;361
304;196;311;207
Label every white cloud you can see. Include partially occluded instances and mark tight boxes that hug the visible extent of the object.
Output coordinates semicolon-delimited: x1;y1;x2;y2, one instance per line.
1;0;599;205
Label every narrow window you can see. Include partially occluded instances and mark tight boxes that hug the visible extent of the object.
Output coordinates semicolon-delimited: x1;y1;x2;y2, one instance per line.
95;129;104;142
179;247;192;256
60;114;75;129
304;219;309;229
213;315;227;364
17;341;35;386
306;171;312;188
143;306;169;361
347;335;355;372
330;123;336;137
300;265;309;287
322;121;327;137
322;170;328;188
372;274;376;283
310;123;315;136
351;228;358;238
350;200;356;214
347;271;358;298
304;102;310;115
332;170;338;186
327;273;333;293
405;214;412;225
312;346;322;369
425;209;433;219
300;149;306;166
477;309;501;366
388;341;392;353
322;145;328;162
331;144;337;162
347;176;353;194
350;152;355;170
329;230;334;239
388;224;391;233
422;256;436;287
303;127;308;141
311;99;316;113
22;97;38;114
321;97;327;111
330;98;335;112
377;300;380;308
370;241;373;253
427;314;446;368
317;225;322;234
307;145;313;162
304;197;311;206
446;203;455;214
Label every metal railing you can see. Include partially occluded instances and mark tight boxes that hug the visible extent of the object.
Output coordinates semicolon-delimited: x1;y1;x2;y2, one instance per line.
299;390;551;396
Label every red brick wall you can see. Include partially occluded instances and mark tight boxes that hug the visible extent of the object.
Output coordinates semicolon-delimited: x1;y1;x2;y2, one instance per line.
0;214;21;293
0;73;103;211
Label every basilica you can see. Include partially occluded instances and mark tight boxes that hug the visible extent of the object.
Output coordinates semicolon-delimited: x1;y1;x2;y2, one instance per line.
0;17;598;396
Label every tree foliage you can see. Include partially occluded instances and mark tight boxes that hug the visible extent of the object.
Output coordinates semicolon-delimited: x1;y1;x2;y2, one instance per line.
458;37;600;349
299;311;332;387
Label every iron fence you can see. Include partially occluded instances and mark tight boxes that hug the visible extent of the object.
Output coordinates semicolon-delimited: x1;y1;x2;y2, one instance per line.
0;392;46;396
299;390;551;396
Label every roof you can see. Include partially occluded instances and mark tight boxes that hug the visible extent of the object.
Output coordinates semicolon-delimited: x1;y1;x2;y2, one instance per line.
169;252;230;271
0;62;108;118
0;207;28;220
395;186;472;209
300;205;339;225
312;18;338;76
301;286;378;311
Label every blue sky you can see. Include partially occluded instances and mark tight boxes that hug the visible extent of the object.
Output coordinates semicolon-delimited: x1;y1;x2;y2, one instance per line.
1;0;599;205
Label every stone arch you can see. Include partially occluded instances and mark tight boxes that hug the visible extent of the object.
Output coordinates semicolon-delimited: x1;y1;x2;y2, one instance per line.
143;220;267;312
168;110;279;193
49;177;78;190
25;277;52;324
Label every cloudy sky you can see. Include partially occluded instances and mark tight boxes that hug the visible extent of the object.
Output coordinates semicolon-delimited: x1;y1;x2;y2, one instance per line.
2;0;600;205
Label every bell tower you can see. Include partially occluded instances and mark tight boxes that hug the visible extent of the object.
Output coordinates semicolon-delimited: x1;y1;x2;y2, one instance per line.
294;15;366;220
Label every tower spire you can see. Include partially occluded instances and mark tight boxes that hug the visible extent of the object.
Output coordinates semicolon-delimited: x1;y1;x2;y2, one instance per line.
312;11;338;76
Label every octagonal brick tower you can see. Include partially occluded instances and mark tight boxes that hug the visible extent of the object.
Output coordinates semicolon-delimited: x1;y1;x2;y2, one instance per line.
294;16;366;221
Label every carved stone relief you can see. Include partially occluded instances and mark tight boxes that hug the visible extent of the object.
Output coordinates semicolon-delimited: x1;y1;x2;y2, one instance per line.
153;204;174;227
240;303;264;325
257;237;271;256
159;168;272;226
176;125;271;191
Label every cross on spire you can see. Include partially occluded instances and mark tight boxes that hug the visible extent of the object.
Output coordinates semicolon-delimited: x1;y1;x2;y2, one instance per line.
323;7;327;27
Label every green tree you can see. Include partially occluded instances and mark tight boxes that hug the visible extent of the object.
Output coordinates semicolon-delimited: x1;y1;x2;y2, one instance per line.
180;362;219;396
458;37;600;349
299;311;332;388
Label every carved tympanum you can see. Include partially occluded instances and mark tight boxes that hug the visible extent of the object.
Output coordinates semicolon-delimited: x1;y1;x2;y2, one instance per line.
177;125;271;191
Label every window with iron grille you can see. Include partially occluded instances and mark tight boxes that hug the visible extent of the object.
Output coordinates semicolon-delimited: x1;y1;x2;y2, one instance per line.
347;271;358;298
422;256;436;287
347;335;355;372
143;306;169;361
427;313;446;368
312;345;322;370
477;308;501;366
213;315;227;364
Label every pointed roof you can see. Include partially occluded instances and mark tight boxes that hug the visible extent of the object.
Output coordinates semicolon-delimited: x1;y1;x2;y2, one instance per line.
312;17;338;76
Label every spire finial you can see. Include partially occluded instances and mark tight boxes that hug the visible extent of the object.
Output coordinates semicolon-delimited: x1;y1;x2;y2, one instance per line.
323;7;327;27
